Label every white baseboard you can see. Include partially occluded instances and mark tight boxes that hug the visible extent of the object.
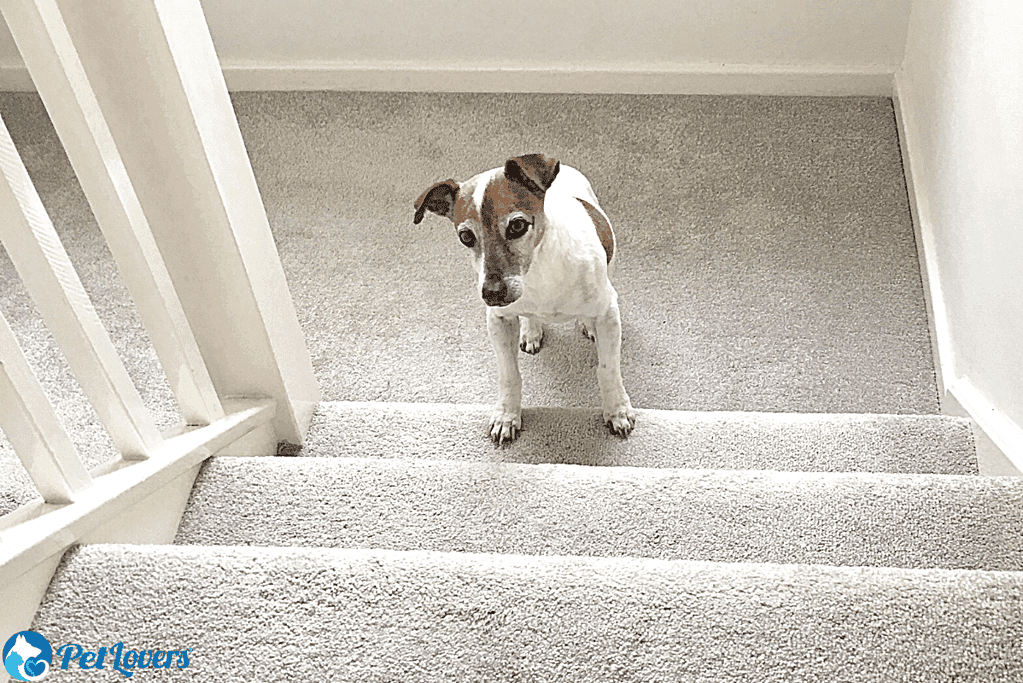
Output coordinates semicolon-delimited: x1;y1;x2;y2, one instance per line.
893;72;1022;477
0;63;33;90
219;61;895;95
892;71;951;397
0;60;895;95
946;380;1023;477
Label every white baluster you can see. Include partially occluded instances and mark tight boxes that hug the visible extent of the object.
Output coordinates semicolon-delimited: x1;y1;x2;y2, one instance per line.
0;112;162;459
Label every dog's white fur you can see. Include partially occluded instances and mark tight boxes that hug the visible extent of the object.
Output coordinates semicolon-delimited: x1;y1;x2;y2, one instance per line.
415;154;635;443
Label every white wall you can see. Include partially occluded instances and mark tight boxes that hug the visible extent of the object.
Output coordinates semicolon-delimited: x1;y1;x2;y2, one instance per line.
896;0;1023;467
0;0;911;93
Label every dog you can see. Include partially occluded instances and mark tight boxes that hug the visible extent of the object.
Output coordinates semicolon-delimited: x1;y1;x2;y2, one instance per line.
414;153;635;443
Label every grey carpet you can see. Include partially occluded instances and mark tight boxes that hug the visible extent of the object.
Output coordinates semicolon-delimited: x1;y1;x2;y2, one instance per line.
9;90;1018;681
176;456;1023;570
0;405;978;516
298;401;976;474
235;92;937;415
1;91;938;513
34;545;1023;682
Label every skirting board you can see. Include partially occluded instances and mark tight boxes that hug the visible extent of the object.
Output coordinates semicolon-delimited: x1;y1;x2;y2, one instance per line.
945;380;1023;477
892;73;951;402
893;72;1022;477
224;62;896;95
0;63;31;90
1;61;895;95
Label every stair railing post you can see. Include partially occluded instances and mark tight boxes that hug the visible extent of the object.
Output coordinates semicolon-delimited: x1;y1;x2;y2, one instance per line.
0;0;225;427
44;0;321;445
0;311;92;504
0;110;163;460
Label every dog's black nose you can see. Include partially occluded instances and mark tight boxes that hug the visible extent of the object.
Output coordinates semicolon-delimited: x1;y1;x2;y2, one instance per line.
481;276;509;306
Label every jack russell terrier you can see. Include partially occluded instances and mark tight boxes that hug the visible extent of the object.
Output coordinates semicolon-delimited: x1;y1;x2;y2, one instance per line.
414;153;635;443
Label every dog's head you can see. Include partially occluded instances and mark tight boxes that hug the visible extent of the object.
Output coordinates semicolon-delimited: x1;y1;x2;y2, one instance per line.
414;154;560;307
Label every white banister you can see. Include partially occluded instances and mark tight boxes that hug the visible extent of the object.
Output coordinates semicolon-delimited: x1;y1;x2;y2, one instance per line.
0;0;320;644
0;398;277;641
0;112;162;460
51;0;320;444
0;399;276;583
0;0;225;427
0;312;92;504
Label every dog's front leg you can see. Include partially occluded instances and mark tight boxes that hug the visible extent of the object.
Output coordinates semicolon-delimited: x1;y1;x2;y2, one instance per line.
487;308;522;443
592;302;636;436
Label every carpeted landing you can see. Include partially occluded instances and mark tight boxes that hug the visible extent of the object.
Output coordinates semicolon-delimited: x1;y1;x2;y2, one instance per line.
0;92;940;513
5;92;1022;680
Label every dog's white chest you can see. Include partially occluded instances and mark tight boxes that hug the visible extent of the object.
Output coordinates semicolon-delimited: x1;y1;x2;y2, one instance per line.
503;246;613;323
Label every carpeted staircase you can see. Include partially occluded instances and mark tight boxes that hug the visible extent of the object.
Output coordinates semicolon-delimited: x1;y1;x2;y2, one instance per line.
4;92;1023;679
28;407;1023;680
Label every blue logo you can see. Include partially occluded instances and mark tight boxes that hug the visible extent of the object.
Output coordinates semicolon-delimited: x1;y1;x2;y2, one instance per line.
3;631;52;681
3;632;191;678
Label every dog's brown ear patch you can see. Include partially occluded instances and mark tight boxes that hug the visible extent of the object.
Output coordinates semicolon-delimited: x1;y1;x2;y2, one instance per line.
505;154;560;197
414;179;460;224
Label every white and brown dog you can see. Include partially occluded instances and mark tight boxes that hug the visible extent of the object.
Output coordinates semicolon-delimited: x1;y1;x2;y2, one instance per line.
414;154;635;443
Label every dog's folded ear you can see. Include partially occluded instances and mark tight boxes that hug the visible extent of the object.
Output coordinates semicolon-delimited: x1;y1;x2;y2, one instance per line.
414;179;460;224
505;154;560;197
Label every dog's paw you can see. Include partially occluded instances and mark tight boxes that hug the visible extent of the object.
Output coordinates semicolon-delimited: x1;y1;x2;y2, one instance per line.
519;318;544;354
489;409;522;444
604;404;636;437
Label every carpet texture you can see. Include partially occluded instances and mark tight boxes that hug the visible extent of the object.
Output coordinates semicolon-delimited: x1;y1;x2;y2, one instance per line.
5;92;1016;681
235;92;937;415
1;91;937;512
176;456;1023;570
298;401;976;474
35;545;1023;682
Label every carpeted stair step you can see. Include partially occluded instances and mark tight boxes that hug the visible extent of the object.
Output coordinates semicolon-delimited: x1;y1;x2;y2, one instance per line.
294;401;977;474
176;456;1023;571
34;544;1023;682
2;406;973;515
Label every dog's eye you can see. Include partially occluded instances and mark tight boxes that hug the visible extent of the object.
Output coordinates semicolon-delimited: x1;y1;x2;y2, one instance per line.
507;217;531;239
458;230;476;248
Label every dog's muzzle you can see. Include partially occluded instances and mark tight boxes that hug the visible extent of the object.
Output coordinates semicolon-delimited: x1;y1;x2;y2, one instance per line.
481;274;520;307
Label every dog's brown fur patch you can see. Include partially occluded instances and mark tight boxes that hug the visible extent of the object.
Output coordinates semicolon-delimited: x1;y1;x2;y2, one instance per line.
576;198;614;264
